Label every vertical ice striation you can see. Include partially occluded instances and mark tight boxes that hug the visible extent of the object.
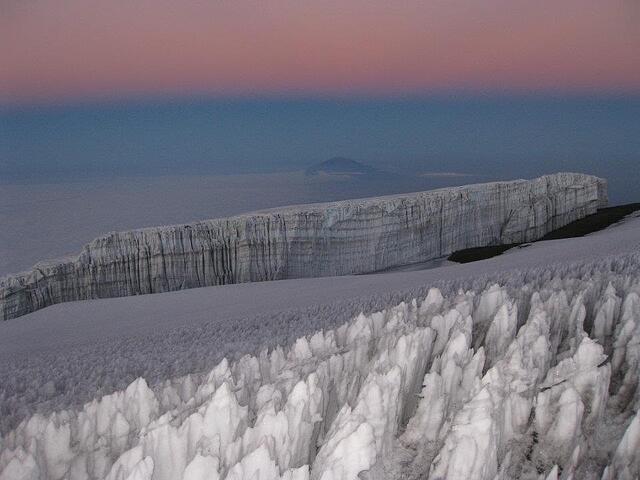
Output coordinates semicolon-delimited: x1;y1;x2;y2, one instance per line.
0;173;607;320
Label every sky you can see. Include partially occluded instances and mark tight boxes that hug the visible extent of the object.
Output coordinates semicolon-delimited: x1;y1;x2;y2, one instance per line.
1;0;640;104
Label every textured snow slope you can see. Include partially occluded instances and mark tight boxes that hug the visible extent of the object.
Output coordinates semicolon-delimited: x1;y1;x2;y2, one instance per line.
1;215;639;479
2;251;639;479
0;173;606;320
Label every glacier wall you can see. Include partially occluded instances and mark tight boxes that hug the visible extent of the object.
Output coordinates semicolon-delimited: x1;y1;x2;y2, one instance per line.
0;173;607;320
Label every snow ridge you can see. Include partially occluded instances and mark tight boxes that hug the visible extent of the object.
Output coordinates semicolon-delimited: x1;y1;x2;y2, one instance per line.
2;253;639;479
0;173;606;320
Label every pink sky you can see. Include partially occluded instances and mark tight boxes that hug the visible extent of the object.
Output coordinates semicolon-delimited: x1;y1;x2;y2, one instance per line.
1;0;639;104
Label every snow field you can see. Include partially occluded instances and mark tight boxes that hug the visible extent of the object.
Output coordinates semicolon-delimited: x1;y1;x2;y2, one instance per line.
2;251;640;479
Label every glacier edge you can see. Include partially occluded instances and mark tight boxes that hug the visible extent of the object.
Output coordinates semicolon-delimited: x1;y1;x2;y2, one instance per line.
0;173;607;320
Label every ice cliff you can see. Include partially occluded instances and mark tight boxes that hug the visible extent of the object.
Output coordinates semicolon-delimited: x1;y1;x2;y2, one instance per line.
0;173;607;320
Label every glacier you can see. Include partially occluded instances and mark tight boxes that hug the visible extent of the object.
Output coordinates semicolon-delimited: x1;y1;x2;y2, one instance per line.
1;215;639;479
0;173;607;320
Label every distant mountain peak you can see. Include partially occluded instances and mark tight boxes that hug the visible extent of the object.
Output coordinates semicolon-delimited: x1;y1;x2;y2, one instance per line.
305;157;378;176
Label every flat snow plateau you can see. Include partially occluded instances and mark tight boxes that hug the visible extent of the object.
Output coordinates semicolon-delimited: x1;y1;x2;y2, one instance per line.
1;213;640;479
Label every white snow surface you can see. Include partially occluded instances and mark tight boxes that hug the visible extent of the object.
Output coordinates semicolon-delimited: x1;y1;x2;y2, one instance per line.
1;214;640;479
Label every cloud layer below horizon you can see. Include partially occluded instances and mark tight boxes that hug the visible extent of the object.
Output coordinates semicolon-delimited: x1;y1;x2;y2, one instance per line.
1;0;639;104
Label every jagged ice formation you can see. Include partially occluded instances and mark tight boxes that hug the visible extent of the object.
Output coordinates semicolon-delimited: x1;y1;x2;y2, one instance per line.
0;173;607;320
2;248;639;479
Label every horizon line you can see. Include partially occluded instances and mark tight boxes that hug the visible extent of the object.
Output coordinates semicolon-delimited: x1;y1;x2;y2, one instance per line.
3;88;640;111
